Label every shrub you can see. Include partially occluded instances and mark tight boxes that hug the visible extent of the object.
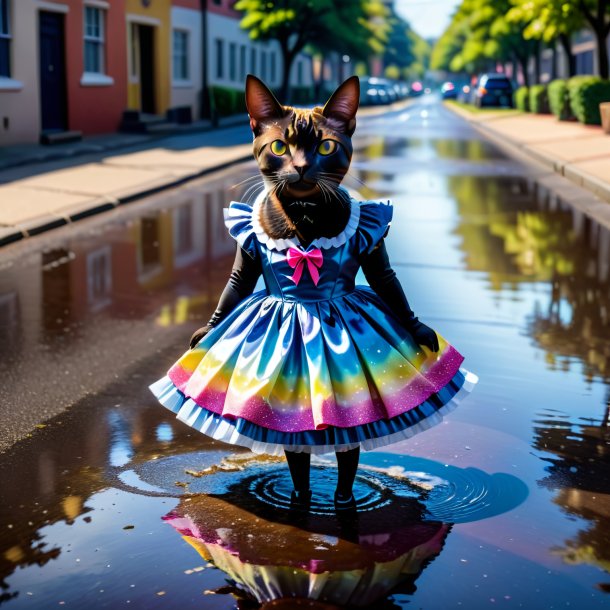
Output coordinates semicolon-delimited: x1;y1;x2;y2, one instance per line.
210;86;247;117
548;79;571;120
568;75;610;125
529;84;549;114
514;86;530;112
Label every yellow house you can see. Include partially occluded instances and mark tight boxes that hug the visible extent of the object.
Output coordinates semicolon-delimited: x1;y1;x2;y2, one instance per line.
125;0;171;114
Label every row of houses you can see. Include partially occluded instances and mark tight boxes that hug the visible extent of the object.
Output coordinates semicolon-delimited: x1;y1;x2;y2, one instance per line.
0;0;323;146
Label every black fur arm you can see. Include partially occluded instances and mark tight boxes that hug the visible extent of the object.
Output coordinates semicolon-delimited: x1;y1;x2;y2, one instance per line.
189;247;262;348
360;241;439;352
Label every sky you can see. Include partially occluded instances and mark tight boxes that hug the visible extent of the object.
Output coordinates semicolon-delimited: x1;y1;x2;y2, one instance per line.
394;0;461;40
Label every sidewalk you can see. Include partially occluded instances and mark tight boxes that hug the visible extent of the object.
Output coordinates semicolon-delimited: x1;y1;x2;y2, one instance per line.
0;118;254;247
0;100;410;248
446;102;610;205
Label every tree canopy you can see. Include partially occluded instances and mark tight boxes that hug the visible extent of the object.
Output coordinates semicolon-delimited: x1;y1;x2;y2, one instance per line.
234;0;390;99
433;0;610;80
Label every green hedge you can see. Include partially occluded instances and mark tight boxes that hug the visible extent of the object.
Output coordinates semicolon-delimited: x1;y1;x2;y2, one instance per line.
548;79;571;120
514;86;530;112
529;84;549;114
567;75;610;125
210;86;247;118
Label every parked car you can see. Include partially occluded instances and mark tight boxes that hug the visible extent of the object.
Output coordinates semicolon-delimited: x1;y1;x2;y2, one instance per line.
441;81;458;99
410;81;424;96
473;73;513;108
359;77;400;106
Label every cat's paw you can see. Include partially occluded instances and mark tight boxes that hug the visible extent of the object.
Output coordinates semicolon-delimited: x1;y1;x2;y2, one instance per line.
410;322;439;352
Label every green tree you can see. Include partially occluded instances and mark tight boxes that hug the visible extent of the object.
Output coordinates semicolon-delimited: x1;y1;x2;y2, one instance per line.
432;0;539;85
234;0;389;100
383;10;415;71
508;0;585;77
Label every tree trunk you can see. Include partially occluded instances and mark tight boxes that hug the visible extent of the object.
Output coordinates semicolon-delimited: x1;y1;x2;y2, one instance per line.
550;44;558;80
517;53;530;87
279;43;298;103
533;43;541;84
199;0;214;121
594;28;609;78
559;33;576;77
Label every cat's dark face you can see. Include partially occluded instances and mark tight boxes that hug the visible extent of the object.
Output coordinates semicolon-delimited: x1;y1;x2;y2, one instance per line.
245;75;359;202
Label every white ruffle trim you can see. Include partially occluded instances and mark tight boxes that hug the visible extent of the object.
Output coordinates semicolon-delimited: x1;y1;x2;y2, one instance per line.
149;369;478;456
248;186;362;252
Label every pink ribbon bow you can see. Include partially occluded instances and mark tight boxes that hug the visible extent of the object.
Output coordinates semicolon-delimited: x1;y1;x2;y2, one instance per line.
286;247;323;286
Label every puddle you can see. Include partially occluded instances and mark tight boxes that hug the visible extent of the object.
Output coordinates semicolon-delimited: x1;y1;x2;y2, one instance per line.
0;99;609;607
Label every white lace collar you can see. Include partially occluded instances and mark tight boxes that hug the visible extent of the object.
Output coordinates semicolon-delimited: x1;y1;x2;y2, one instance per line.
249;187;361;252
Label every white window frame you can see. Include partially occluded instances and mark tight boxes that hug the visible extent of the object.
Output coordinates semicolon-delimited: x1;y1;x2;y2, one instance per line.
82;4;114;86
172;28;191;86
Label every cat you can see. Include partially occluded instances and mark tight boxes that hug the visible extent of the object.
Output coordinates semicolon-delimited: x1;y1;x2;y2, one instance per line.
244;75;360;247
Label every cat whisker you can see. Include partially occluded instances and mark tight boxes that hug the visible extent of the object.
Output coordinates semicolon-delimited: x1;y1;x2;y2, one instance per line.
344;170;371;189
242;179;265;204
231;174;264;189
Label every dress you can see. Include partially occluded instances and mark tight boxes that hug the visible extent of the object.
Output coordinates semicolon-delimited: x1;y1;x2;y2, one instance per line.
149;193;477;455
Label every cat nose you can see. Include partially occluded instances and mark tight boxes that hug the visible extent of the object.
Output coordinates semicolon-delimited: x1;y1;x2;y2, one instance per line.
295;164;308;177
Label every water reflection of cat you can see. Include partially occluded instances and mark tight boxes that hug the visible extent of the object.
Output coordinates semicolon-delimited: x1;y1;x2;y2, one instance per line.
164;476;451;609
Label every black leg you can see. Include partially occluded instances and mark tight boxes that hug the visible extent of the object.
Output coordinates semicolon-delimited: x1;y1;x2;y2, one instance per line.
285;449;311;492
335;446;360;499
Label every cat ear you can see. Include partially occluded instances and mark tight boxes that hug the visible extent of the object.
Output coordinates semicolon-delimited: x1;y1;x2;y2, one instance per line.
322;76;360;135
245;74;285;134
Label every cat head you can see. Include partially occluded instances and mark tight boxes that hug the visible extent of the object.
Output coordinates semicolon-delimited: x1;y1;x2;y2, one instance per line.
245;75;360;202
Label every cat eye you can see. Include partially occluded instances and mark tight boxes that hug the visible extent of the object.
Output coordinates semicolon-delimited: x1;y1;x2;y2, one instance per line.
317;140;337;156
270;140;287;156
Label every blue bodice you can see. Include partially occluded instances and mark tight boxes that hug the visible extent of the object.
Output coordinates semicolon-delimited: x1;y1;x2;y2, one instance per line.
224;192;394;302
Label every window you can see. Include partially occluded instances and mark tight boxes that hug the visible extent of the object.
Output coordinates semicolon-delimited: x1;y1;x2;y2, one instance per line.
0;0;10;77
84;6;105;74
215;38;224;79
229;42;236;81
240;44;246;81
250;47;256;74
270;53;276;83
173;30;189;81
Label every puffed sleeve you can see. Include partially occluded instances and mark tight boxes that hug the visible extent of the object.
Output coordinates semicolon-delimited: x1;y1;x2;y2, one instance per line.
223;201;259;259
356;200;394;255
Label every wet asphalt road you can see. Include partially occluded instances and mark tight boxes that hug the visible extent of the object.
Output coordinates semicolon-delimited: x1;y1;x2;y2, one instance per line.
0;95;609;609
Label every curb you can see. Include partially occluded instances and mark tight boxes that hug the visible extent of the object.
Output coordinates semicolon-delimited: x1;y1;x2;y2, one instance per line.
0;152;253;249
0;114;250;173
0;101;413;250
444;102;610;205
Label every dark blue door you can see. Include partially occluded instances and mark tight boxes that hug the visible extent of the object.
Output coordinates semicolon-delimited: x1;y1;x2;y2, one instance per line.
39;11;67;132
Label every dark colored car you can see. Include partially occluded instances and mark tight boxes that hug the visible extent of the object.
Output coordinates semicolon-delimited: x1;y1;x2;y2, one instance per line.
473;74;513;108
441;81;458;99
359;77;399;106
